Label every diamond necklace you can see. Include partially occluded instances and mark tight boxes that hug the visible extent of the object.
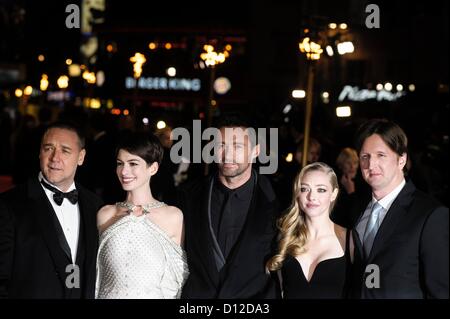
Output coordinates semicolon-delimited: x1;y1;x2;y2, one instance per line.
116;201;167;215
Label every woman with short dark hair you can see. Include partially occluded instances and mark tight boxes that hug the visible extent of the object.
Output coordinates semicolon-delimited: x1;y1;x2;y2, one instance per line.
95;132;188;299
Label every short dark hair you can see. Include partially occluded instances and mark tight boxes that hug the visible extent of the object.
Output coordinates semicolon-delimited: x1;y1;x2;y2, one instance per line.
216;111;256;131
215;111;258;147
43;121;86;149
355;118;408;156
116;132;164;166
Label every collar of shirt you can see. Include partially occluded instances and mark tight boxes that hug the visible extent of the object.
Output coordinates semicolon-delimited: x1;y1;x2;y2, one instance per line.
356;179;406;240
371;178;406;211
38;172;77;195
214;170;255;201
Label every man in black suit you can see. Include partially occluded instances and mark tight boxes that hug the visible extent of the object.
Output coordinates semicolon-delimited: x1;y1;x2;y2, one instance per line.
179;114;280;298
0;122;103;298
351;119;448;298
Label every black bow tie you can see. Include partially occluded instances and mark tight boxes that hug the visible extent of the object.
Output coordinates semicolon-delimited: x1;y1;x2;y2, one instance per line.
41;180;78;206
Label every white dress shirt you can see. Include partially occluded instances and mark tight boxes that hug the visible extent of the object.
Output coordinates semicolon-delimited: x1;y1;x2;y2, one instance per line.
39;172;80;263
356;179;406;242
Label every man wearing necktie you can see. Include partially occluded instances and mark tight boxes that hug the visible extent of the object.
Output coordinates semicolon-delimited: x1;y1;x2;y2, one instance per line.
351;119;448;299
0;122;103;298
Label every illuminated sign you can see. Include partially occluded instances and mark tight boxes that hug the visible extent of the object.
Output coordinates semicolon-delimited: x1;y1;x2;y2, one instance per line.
47;91;71;101
338;85;405;102
125;77;201;91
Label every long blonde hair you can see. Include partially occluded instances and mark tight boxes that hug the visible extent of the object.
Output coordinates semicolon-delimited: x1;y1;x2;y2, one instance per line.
266;162;339;271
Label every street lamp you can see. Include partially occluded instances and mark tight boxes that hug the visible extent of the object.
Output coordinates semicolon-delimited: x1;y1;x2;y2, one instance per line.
298;22;355;167
130;52;146;79
200;44;230;175
299;36;323;167
129;52;147;119
200;44;229;127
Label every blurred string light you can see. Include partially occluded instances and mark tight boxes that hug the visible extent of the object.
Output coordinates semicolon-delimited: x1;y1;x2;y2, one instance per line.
321;91;330;104
130;52;147;78
106;99;114;109
96;71;105;86
326;45;334;56
156;120;166;129
90;98;101;109
213;77;231;95
299;37;323;60
282;104;292;114
147;41;187;50
328;23;337;29
408;84;416;92
40;74;49;91
24;85;33;96
38;54;45;62
384;82;393;91
68;64;81;77
285;153;293;163
106;43;117;53
336;106;351;117
82;71;96;84
15;88;23;98
200;44;229;67
337;41;354;55
396;84;403;91
166;67;176;77
292;89;306;98
66;59;72;65
57;76;69;89
324;23;354;57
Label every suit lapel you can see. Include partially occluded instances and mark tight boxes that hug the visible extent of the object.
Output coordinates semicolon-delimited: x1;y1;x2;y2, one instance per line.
76;185;97;272
368;181;415;261
352;228;364;258
194;177;221;287
353;191;372;256
28;179;71;287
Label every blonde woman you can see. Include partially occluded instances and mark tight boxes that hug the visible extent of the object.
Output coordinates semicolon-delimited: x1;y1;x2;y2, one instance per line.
336;147;359;195
267;162;353;298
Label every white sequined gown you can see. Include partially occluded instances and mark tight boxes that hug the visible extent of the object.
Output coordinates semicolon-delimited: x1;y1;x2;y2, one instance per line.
95;214;189;299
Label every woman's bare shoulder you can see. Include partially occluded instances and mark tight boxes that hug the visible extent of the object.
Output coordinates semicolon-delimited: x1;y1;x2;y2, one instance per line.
97;204;119;225
162;205;184;222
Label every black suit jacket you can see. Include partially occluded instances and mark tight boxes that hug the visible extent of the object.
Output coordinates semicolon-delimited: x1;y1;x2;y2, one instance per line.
351;180;449;298
0;177;103;298
178;172;280;299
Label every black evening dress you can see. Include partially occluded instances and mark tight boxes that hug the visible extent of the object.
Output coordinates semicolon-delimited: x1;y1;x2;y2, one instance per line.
281;231;351;299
